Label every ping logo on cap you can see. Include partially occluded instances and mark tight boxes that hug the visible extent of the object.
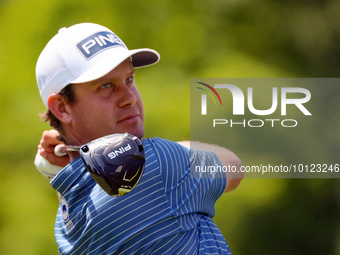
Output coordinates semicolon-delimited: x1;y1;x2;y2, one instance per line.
76;31;126;59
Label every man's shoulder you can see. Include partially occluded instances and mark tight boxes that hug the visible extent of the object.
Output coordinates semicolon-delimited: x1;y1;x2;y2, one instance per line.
141;137;192;173
142;137;188;148
142;137;190;156
142;137;172;144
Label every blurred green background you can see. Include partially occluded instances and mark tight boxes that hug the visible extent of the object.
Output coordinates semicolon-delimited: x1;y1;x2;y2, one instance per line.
0;0;340;254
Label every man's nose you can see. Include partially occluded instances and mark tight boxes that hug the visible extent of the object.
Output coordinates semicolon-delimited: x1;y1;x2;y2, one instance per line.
117;83;137;108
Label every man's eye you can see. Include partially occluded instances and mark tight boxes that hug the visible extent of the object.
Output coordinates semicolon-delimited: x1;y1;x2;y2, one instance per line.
126;77;133;83
101;83;112;89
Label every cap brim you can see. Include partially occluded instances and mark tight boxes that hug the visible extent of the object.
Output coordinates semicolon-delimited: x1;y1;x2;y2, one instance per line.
71;48;160;84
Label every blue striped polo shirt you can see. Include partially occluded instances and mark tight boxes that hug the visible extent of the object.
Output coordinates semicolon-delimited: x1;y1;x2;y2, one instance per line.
51;137;231;255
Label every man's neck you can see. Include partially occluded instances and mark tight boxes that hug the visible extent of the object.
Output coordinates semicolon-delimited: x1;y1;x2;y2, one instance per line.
68;151;81;163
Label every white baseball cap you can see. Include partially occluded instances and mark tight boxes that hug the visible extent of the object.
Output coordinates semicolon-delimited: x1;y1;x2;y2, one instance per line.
36;23;160;108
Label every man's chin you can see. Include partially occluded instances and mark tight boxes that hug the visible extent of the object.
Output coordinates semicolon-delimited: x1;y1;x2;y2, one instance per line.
131;129;144;139
118;127;144;140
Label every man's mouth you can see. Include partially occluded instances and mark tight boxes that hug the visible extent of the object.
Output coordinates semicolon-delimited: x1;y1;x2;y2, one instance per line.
118;115;139;123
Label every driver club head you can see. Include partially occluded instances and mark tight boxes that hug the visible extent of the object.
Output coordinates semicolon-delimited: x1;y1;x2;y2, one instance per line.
79;133;145;196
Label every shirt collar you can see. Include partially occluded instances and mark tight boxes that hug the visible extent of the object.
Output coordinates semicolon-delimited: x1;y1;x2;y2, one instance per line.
50;157;87;194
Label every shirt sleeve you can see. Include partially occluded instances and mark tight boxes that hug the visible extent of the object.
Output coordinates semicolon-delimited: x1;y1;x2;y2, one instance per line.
151;138;227;218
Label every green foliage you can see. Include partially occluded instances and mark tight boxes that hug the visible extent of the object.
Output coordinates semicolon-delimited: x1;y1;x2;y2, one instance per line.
0;0;340;254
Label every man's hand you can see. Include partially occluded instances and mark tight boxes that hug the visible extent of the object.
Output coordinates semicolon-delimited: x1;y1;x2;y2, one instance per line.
38;130;70;167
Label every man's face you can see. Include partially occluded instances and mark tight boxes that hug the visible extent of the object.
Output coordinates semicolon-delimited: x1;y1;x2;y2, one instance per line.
65;58;145;145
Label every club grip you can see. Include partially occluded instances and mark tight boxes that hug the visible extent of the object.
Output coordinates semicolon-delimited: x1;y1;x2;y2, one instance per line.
54;144;67;157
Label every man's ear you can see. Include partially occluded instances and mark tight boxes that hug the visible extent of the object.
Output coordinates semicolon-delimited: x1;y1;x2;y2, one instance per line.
47;93;72;124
